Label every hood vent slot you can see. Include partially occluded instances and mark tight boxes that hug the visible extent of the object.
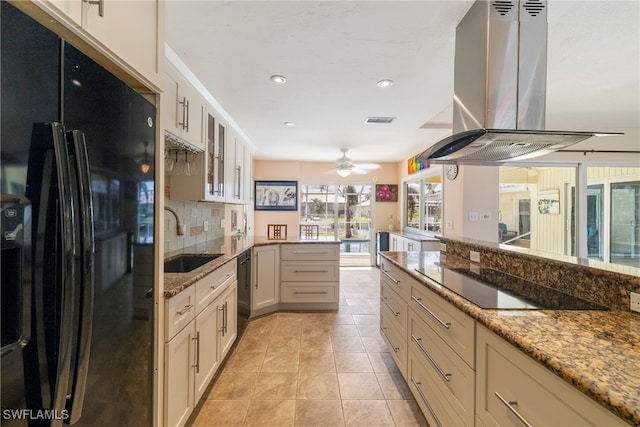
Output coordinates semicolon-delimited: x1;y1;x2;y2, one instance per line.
523;1;546;17
492;1;515;16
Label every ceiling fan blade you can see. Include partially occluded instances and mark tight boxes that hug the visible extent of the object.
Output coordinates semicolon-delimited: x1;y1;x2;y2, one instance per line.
354;163;381;170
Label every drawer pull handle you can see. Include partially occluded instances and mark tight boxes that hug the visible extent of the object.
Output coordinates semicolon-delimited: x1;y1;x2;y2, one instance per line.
379;327;399;353
382;296;399;316
494;392;533;427
411;335;451;383
293;291;328;295
177;304;193;316
411;296;451;330
381;268;400;284
411;378;443;427
292;251;329;255
293;270;329;273
211;273;234;291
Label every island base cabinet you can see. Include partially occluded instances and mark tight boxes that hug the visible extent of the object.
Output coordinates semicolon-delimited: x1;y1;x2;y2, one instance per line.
476;325;626;427
379;310;407;379
408;314;475;427
408;354;466;427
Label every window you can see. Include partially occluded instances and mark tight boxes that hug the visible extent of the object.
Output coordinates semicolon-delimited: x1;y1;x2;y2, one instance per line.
499;166;640;268
299;183;374;266
403;167;442;234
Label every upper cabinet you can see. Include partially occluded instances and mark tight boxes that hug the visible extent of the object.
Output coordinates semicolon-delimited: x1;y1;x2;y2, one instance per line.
31;0;162;89
163;62;205;152
167;98;253;205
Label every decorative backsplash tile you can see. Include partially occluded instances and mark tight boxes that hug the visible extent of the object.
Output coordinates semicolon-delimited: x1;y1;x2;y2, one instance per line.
165;200;225;253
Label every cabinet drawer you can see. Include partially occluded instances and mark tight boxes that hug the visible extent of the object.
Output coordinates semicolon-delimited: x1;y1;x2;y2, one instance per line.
409;313;474;426
380;281;408;334
194;259;237;314
476;325;626;427
280;244;339;261
380;310;407;379
408;351;466;427
281;261;339;282
379;259;412;302
410;282;475;368
165;286;196;341
281;283;338;303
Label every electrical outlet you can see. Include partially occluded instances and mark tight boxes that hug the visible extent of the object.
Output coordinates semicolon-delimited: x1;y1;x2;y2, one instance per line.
440;243;447;252
220;219;225;228
446;219;454;230
468;211;479;222
631;292;640;313
203;220;209;232
470;250;481;263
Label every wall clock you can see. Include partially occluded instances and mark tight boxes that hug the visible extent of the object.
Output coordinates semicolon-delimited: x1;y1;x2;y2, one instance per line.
446;164;458;180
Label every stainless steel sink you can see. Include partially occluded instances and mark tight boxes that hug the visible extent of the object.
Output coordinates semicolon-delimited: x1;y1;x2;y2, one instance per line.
164;254;223;273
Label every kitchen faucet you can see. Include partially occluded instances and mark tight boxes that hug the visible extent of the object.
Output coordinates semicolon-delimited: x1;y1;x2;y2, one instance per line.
164;206;186;236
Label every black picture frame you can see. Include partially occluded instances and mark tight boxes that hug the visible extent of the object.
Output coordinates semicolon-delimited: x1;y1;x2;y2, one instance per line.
254;180;298;211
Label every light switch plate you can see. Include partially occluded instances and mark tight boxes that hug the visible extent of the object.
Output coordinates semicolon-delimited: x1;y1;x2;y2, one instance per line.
470;250;480;263
631;292;640;313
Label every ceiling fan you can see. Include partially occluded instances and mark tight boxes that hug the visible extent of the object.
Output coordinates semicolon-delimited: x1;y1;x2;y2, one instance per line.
334;148;380;177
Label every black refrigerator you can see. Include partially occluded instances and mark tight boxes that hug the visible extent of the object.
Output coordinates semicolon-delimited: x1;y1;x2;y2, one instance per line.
1;3;156;426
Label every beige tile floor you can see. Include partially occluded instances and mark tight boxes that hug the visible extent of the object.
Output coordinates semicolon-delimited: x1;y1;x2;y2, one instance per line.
188;267;428;427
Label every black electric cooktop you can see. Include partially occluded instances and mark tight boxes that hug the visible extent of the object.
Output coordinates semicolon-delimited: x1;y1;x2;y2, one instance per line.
414;265;608;310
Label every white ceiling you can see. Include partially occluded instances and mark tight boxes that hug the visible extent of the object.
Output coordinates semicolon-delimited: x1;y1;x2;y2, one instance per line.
165;1;639;164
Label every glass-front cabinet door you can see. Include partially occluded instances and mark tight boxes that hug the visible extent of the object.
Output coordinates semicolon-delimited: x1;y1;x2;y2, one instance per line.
403;166;442;234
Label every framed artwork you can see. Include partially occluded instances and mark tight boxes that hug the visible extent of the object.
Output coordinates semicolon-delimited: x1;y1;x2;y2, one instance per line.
375;184;398;202
537;189;560;214
255;180;298;211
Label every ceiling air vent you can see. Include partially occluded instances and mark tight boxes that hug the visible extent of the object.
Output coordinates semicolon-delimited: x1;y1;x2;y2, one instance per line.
364;117;396;124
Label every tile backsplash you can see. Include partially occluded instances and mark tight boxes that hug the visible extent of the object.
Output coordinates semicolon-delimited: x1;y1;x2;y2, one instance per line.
164;200;225;253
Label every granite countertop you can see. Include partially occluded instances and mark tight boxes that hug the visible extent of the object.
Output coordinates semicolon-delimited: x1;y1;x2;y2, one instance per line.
380;251;640;426
163;236;340;298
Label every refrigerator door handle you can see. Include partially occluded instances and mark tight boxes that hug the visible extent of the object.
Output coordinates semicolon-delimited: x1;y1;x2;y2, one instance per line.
31;123;77;426
65;130;96;424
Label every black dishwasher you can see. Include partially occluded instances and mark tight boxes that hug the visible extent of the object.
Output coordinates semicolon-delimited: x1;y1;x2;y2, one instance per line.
236;249;251;338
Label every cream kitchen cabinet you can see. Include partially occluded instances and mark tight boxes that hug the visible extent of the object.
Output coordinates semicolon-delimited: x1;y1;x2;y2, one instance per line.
379;257;412;378
407;271;475;427
168;107;227;202
164;260;237;427
252;245;280;314
379;256;476;427
476;324;626;427
225;127;251;204
389;232;440;252
280;244;339;306
29;0;161;88
163;61;205;152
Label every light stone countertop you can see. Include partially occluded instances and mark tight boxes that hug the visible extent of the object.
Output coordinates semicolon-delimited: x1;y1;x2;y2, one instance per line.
380;251;640;426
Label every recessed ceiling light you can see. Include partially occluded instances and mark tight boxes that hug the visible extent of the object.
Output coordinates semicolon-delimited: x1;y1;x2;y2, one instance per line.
377;79;393;88
284;122;295;127
270;75;287;84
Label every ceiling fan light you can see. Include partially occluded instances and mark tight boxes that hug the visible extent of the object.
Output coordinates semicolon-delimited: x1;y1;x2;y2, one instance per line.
337;167;351;177
141;162;151;174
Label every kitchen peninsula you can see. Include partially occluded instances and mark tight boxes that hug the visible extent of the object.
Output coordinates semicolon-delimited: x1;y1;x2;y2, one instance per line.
379;246;639;426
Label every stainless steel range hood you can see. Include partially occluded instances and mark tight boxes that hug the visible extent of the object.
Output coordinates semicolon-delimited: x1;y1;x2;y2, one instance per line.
417;0;621;165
